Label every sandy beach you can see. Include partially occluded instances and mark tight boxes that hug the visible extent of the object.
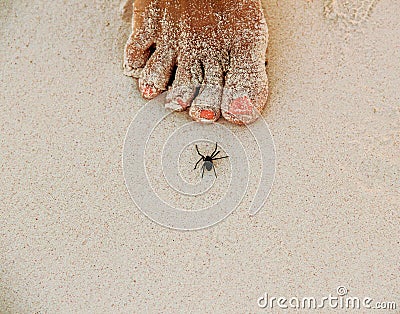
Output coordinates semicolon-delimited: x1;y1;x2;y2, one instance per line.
1;0;399;312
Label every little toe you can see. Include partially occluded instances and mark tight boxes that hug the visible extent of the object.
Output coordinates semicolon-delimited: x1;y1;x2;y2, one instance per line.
124;0;160;78
124;38;151;78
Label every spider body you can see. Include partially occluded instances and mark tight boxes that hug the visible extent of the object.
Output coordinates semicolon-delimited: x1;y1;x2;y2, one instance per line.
194;143;229;178
204;158;213;171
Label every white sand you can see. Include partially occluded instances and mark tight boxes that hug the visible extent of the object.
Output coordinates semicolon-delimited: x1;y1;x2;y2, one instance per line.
1;0;399;312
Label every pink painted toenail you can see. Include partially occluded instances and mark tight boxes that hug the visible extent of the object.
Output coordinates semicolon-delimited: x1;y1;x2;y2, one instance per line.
177;98;189;110
229;96;254;115
199;109;215;120
142;84;159;99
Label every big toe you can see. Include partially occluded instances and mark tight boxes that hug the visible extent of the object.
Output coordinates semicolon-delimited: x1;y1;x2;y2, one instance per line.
222;81;268;125
222;47;268;125
221;2;269;125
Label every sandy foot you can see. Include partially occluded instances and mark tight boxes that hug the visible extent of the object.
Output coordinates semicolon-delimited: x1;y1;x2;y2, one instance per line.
124;0;269;125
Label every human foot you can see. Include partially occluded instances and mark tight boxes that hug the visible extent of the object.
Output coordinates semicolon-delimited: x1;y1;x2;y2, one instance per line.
124;0;269;124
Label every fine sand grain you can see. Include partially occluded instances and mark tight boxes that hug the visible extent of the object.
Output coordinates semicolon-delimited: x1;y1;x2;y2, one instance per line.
1;0;399;312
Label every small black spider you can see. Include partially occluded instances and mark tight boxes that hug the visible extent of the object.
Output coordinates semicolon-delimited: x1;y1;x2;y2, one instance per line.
194;142;229;178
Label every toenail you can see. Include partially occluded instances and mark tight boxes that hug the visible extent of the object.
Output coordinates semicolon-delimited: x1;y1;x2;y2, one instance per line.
142;84;159;99
176;98;189;110
229;96;254;115
199;109;216;120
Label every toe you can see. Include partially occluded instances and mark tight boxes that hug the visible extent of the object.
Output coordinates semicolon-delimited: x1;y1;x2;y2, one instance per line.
222;74;268;125
124;0;161;78
221;1;268;125
165;56;202;112
165;85;197;112
124;37;152;78
222;93;261;125
189;85;222;123
139;45;176;100
189;59;224;123
222;30;268;123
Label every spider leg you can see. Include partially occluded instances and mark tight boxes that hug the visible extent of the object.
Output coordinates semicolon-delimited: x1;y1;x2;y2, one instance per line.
211;156;229;160
201;164;205;178
213;165;217;178
211;142;218;157
194;157;204;170
195;145;205;158
211;150;220;158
